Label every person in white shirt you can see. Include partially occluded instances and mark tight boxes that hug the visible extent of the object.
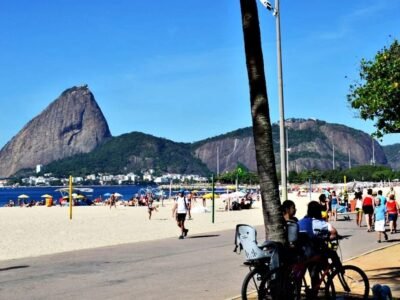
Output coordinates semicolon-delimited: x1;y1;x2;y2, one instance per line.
172;191;189;239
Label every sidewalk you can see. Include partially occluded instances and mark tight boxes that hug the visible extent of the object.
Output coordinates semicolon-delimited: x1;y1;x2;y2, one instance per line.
346;242;400;299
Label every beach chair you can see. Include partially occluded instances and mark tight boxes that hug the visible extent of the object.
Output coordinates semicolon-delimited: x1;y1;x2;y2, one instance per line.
336;205;356;220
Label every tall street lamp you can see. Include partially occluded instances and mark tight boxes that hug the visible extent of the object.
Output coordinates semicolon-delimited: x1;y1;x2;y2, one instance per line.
259;0;288;200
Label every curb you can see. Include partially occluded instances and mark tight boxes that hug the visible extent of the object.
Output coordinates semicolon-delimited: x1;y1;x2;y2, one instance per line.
343;240;400;262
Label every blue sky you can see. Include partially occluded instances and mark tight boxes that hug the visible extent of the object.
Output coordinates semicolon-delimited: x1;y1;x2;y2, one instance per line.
0;0;399;148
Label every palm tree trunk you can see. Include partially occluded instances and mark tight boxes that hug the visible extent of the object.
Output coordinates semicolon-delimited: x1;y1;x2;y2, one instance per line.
239;0;286;243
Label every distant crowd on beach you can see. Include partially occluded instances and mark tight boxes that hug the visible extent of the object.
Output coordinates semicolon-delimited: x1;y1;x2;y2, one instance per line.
315;185;399;243
5;198;44;207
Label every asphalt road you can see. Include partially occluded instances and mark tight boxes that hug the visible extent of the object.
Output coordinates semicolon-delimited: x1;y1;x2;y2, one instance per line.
0;217;396;300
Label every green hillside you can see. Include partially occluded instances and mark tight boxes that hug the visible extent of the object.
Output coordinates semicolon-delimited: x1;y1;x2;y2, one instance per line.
44;132;210;177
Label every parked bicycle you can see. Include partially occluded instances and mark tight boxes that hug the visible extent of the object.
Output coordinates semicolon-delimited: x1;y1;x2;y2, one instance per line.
234;224;369;299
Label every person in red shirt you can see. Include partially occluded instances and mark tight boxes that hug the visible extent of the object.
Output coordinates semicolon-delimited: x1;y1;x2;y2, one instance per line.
386;194;399;234
362;188;375;232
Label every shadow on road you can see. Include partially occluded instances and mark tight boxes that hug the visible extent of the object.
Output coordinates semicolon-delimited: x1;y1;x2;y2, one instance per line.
386;238;400;243
0;265;29;272
188;234;220;239
365;266;400;293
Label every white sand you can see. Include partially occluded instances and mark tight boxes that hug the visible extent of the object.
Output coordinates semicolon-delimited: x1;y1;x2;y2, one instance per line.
0;199;265;261
1;185;398;261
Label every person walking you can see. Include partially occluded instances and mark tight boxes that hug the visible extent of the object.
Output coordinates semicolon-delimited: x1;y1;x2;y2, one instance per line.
318;193;329;221
362;188;375;232
374;197;388;243
187;192;193;220
386;186;396;199
354;188;363;227
330;191;339;221
386;194;399;234
172;191;189;239
377;190;387;206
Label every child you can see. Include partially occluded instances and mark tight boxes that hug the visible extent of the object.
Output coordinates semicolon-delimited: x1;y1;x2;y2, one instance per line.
374;198;388;243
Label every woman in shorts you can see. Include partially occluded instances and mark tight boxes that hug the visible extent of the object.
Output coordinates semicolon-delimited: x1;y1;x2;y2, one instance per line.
354;187;363;226
362;188;374;232
386;194;399;234
330;191;338;221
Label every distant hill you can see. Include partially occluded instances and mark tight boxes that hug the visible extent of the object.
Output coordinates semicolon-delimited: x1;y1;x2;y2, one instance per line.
193;118;388;173
1;86;398;177
383;143;400;170
44;131;210;176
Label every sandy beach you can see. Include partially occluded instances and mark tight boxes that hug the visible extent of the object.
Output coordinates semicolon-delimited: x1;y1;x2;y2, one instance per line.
0;186;398;261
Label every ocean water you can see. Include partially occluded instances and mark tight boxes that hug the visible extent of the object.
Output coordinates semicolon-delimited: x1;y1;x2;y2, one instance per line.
0;185;160;207
0;185;238;207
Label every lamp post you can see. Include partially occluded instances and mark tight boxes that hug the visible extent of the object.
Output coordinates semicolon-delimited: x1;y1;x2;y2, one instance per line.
259;0;287;201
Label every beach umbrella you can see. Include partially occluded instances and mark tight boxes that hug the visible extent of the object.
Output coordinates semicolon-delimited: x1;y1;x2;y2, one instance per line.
114;192;123;197
18;194;29;199
41;194;53;198
203;193;219;199
76;195;85;199
104;192;111;197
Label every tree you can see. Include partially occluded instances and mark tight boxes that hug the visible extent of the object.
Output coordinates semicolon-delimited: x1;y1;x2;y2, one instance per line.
239;0;286;243
348;39;400;139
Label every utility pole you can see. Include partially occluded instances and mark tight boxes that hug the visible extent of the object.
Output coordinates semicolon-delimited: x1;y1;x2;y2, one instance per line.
348;149;351;169
275;0;287;201
371;138;376;166
216;146;220;177
286;127;290;181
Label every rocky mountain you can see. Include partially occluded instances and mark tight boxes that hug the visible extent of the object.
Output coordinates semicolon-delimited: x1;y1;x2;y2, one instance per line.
193;119;388;173
0;86;111;177
383;143;400;170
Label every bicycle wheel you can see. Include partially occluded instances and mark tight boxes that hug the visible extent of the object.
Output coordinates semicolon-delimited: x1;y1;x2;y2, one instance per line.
300;261;331;299
325;265;369;299
241;266;270;300
259;268;301;300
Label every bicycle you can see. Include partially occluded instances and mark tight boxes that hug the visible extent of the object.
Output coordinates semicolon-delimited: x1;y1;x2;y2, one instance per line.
235;225;369;299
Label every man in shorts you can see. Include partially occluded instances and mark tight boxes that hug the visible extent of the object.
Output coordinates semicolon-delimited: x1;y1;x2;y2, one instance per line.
172;191;189;239
374;197;388;243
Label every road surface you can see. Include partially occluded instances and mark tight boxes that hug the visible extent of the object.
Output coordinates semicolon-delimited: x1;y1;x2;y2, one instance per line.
0;217;387;299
